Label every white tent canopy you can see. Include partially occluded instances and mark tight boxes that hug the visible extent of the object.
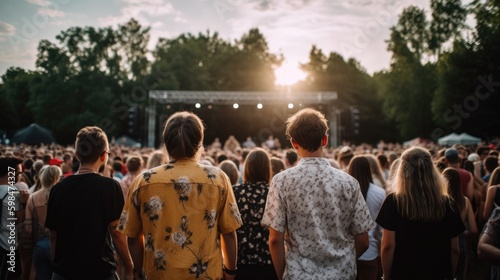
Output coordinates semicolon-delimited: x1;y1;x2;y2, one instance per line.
438;133;482;145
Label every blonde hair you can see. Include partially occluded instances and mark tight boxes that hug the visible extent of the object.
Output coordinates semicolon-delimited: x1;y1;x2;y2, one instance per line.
39;165;62;189
393;147;448;221
146;150;167;169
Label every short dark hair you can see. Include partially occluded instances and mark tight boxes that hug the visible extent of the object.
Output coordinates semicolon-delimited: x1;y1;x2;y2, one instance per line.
217;154;228;165
285;150;298;166
126;155;143;173
476;146;490;156
42;154;52;165
244;148;271;184
163;111;204;160
377;154;388;169
219;160;239;185
270;157;285;177
112;161;123;172
24;159;34;169
75;126;108;164
285;108;328;152
484;156;499;173
0;156;23;177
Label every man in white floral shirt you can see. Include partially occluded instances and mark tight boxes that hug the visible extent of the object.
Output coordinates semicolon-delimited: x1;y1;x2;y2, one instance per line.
262;108;373;280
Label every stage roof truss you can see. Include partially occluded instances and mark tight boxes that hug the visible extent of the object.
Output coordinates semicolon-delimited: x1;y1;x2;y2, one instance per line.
149;90;337;105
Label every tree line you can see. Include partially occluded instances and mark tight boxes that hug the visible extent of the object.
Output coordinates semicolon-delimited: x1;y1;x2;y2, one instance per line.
1;0;499;145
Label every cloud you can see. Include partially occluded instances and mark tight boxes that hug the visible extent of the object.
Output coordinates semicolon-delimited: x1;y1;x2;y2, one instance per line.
99;0;182;27
37;8;66;18
26;0;53;6
222;0;409;73
0;22;16;37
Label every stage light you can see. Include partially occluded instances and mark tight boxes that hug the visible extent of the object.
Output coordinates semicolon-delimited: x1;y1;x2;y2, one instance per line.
288;103;294;109
233;103;239;109
257;103;263;109
166;104;172;109
195;103;201;109
208;104;213;109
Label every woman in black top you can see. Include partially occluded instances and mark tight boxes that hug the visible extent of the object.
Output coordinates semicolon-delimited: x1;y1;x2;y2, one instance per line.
376;147;465;280
233;148;278;280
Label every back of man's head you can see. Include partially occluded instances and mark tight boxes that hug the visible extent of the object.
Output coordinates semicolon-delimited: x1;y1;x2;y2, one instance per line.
126;155;143;173
285;150;298;166
484;156;499;173
476;146;490;158
285;108;328;152
0;156;23;178
75;126;108;164
444;148;460;164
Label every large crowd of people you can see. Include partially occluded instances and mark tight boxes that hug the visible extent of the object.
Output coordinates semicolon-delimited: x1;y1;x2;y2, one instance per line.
0;108;499;279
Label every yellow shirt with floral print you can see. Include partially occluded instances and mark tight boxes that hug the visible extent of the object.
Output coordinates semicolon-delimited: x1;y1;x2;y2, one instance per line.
118;158;242;280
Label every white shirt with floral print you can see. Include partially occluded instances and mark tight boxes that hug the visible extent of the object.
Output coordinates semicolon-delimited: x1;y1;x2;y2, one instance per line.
262;157;373;280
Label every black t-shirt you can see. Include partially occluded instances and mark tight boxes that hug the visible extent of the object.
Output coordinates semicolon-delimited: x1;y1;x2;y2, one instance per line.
376;193;465;280
45;173;124;280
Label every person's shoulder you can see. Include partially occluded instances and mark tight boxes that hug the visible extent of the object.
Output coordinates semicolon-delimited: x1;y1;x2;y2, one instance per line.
329;167;359;185
370;183;387;197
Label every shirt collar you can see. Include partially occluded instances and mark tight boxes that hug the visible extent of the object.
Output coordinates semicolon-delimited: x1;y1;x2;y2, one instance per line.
297;157;330;166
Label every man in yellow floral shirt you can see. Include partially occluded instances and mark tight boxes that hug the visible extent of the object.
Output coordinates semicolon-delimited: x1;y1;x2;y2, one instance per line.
118;112;242;280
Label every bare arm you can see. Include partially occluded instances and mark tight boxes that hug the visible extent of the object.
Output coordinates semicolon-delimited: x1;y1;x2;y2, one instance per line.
465;198;478;235
381;229;395;280
269;228;285;280
16;190;29;225
24;196;34;234
221;231;237;280
354;232;369;259
128;236;144;279
450;236;460;277
466;176;474;202
109;220;134;279
483;186;497;220
477;233;500;265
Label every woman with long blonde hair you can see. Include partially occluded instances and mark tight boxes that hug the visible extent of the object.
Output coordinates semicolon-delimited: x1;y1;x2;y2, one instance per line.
376;147;465;280
25;165;62;280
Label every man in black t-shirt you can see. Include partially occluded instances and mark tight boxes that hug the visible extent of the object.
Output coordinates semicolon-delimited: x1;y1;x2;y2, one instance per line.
46;126;133;280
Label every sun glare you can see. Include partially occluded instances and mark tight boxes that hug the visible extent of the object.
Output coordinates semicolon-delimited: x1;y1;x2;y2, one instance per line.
274;60;306;86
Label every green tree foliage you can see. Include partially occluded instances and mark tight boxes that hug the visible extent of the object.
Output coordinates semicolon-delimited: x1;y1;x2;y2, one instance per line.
300;46;391;143
152;28;282;91
0;68;36;130
377;2;465;141
389;6;428;61
428;0;467;57
29;19;151;143
431;0;500;140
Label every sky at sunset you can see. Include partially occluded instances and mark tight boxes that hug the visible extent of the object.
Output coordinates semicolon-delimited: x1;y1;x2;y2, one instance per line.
0;0;431;84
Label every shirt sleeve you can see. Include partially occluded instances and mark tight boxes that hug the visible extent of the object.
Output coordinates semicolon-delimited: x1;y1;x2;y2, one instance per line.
217;171;242;234
45;185;58;230
261;175;286;233
349;180;374;236
104;179;124;224
118;174;144;238
376;193;397;231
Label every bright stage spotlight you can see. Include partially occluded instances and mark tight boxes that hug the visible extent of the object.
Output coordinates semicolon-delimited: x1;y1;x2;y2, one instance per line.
195;103;201;109
288;103;294;109
257;103;263;109
233;103;239;109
